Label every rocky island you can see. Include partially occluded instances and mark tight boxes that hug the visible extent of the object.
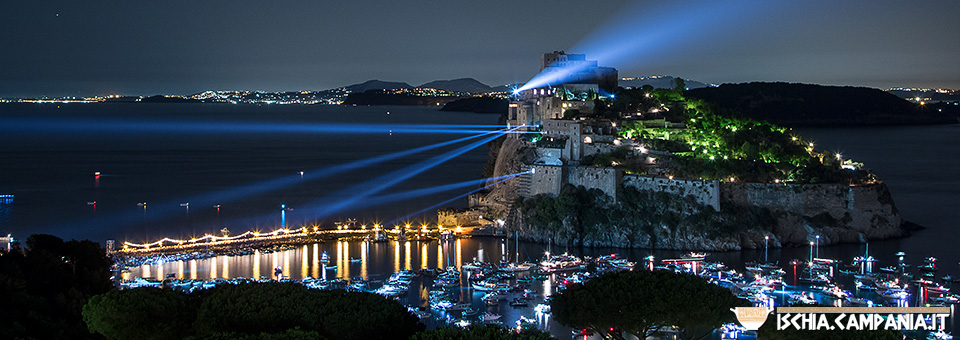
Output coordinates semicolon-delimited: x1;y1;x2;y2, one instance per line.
447;52;914;251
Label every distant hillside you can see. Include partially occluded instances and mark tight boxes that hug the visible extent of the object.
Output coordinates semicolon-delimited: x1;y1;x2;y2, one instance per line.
418;78;492;93
488;84;520;93
620;76;711;90
440;97;507;114
342;90;464;106
686;82;957;126
345;80;412;93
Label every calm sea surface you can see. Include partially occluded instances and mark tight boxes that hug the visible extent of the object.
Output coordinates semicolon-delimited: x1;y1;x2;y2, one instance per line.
0;103;498;242
2;104;959;335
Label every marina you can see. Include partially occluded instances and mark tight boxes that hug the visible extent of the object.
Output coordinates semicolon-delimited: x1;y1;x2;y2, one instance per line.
118;235;959;339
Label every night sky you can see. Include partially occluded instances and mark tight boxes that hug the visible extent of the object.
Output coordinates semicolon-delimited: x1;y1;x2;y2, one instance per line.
2;0;958;97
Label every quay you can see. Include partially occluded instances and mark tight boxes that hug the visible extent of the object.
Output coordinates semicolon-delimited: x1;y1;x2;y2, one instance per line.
113;224;484;258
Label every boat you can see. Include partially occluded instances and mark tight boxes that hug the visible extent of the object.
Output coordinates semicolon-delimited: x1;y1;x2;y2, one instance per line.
877;289;910;299
483;313;502;322
461;261;486;271
540;253;584;272
788;293;817;305
534;303;551;314
509;298;528;307
499;262;535;272
472;280;510;292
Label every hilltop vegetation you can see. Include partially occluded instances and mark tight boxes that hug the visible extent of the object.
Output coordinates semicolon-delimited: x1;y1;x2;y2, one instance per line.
605;86;872;184
685;82;956;126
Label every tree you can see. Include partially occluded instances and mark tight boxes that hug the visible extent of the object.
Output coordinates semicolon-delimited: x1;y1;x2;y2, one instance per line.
194;282;327;337
411;324;555;340
193;283;422;340
551;270;745;340
83;288;196;340
312;289;424;340
672;77;687;92
0;234;113;339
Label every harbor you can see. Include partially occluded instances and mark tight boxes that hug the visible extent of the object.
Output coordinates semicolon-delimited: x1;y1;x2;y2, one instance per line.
117;233;959;339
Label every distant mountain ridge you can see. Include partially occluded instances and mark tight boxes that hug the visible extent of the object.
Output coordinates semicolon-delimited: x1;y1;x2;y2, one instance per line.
344;80;413;93
343;78;495;93
418;78;493;93
340;76;711;94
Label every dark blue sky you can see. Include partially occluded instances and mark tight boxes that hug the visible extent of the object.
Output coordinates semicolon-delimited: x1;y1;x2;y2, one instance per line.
2;0;958;97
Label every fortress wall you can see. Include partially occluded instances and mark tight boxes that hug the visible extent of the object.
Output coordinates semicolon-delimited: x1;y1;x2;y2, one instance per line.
526;165;563;198
623;175;720;209
567;166;620;200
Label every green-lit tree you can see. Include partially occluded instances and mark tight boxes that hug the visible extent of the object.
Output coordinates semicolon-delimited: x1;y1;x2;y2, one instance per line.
551;270;745;340
83;287;196;340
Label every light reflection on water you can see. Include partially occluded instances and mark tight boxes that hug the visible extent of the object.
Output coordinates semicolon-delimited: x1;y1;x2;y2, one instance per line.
127;239;512;281
124;236;959;336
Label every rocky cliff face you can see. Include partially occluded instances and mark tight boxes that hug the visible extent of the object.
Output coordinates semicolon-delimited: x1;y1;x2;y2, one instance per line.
721;182;903;249
481;136;534;219
489;141;905;251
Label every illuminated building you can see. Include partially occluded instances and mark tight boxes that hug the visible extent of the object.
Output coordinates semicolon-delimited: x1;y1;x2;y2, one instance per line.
508;51;618;127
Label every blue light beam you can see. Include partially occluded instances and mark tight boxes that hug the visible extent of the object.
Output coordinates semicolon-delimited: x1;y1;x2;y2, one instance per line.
386;175;517;226
47;130;502;237
516;1;784;92
1;117;507;135
279;127;518;223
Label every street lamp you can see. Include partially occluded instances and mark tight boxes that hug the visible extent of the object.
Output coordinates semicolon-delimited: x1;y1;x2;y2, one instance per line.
809;241;814;265
815;235;820;259
764;236;769;264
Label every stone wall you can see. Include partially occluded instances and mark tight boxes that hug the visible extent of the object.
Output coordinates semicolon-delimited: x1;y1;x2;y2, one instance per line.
623;175;720;209
526;165;563;198
437;208;483;227
567;166;621;200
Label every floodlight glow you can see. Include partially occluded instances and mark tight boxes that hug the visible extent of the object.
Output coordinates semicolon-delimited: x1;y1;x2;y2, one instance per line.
48;129;500;235
350;171;530;209
515;1;783;92
295;127;518;220
387;175;516;226
211;127;518;229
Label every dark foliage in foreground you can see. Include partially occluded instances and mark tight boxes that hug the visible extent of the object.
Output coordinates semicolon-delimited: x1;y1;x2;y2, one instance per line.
83;283;424;340
411;324;555;340
0;234;113;339
551;269;746;340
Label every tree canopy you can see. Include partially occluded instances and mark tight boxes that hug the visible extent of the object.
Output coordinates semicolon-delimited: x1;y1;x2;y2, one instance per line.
0;234;113;339
83;283;423;340
411;324;555;340
83;287;196;340
551;269;746;340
